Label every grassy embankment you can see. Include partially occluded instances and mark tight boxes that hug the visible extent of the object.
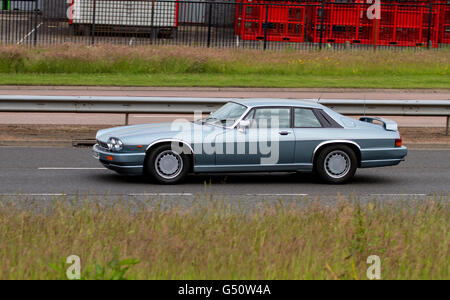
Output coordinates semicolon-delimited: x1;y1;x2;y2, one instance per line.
0;45;449;88
0;195;448;280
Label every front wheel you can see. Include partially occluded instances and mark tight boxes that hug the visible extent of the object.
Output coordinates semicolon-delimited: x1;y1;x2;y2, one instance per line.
315;145;357;184
147;144;190;184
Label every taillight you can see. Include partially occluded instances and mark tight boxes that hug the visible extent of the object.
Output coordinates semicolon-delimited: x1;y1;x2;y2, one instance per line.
395;135;402;147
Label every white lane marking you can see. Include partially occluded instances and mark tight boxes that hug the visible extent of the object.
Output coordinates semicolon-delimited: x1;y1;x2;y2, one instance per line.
0;193;66;196
0;193;193;197
369;194;427;196
128;193;193;196
38;167;105;170
17;22;43;45
246;193;309;196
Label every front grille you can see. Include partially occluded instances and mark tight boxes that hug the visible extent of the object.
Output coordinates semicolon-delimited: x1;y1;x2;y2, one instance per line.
97;140;109;150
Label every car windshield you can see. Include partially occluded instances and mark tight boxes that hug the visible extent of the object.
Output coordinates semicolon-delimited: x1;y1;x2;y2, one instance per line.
203;102;247;127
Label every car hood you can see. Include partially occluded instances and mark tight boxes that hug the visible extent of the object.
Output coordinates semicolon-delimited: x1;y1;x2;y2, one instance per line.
97;123;179;139
96;121;223;145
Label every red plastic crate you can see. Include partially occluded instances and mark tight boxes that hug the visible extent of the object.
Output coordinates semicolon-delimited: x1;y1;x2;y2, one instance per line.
307;2;442;47
236;0;449;47
439;4;450;44
235;0;306;42
377;5;440;47
308;3;375;44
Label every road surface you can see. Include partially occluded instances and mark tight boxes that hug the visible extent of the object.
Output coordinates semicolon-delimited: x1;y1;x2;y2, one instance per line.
0;147;448;208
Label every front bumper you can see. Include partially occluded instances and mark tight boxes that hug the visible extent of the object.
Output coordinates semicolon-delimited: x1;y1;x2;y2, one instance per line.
93;144;146;175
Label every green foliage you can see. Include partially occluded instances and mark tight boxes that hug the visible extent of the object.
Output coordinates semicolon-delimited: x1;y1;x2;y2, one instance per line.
0;73;447;89
0;45;447;79
0;45;447;88
0;195;448;280
85;252;140;280
49;250;139;280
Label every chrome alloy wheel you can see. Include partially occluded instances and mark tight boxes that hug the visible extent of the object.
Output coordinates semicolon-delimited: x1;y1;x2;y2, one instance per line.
324;150;351;179
154;150;183;180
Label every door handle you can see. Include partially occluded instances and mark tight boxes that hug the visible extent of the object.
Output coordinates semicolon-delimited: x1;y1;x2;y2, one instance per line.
278;131;292;136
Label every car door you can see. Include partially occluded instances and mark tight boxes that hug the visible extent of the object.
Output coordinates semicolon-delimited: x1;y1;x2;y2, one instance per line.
291;107;328;170
215;107;297;171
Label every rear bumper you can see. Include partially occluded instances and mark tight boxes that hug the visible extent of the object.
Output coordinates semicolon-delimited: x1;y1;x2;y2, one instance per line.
93;144;145;175
360;146;407;168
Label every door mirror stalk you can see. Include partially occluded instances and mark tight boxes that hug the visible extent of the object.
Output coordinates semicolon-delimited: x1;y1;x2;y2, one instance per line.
237;120;251;132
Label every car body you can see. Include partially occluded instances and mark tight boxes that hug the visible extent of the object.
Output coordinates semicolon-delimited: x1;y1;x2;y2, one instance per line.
93;99;407;184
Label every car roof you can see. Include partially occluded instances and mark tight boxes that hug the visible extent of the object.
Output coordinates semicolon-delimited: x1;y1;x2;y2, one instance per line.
232;98;324;109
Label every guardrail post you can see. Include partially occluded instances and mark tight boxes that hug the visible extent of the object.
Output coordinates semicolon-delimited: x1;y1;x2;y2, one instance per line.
446;116;449;136
125;113;129;126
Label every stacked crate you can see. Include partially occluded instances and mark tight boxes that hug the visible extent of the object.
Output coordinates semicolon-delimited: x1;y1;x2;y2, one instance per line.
307;1;442;47
439;0;450;43
235;0;307;42
377;3;441;47
307;2;375;44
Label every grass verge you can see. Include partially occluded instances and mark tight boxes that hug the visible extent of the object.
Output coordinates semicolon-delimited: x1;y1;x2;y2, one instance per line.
1;45;449;88
2;73;448;89
0;195;448;279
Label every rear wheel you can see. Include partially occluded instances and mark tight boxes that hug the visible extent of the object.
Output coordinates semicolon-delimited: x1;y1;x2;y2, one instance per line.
147;144;190;184
315;145;357;184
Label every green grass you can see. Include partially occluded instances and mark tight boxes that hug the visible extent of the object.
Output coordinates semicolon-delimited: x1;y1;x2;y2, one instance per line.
0;195;448;280
1;45;449;88
2;73;448;89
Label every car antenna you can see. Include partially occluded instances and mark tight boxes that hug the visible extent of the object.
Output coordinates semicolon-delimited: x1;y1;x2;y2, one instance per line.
363;98;366;116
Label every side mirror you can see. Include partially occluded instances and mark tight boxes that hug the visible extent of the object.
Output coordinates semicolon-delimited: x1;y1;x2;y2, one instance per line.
238;120;251;132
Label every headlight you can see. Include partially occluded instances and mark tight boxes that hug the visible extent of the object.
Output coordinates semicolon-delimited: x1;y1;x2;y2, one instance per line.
107;137;123;152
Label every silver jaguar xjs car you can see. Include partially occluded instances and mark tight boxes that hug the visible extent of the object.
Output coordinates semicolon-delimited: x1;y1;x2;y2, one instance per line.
94;99;407;184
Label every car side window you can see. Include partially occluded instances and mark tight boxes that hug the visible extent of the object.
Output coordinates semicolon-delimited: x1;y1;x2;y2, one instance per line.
251;108;291;128
294;108;322;128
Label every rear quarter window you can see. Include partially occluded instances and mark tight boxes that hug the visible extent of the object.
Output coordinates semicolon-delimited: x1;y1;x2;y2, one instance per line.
294;108;322;128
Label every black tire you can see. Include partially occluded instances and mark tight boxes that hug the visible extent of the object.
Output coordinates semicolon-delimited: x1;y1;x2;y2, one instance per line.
315;144;357;184
146;144;191;184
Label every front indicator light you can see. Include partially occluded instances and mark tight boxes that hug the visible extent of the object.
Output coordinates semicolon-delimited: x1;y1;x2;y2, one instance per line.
106;156;114;161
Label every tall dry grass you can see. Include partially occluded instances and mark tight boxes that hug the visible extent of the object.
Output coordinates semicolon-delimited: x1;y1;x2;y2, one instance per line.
0;44;448;76
0;195;448;280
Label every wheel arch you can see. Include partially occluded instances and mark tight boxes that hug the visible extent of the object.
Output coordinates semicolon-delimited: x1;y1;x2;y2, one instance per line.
144;139;194;174
312;140;361;168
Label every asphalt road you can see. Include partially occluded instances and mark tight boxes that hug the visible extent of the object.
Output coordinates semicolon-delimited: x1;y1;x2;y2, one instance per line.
0;147;448;208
